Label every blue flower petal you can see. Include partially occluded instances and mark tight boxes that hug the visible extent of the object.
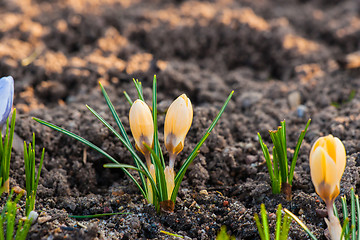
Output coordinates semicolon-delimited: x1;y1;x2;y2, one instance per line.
0;76;14;127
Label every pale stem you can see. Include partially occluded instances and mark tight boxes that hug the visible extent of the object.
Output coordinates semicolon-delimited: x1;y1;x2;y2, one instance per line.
326;200;335;220
145;154;151;170
169;153;176;169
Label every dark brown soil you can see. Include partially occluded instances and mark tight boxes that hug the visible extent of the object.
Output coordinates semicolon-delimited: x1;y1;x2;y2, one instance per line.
1;0;360;239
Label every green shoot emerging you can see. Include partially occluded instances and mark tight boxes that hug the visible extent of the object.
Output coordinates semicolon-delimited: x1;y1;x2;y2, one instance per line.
257;119;311;198
0;109;16;193
23;133;45;216
216;226;235;240
333;188;360;240
0;189;33;240
33;76;233;213
254;204;291;240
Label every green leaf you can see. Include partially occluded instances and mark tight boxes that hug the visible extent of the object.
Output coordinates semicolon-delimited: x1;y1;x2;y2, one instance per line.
260;204;270;240
342;196;350;236
69;212;131;219
351;188;356;240
284;208;318;240
33;117;150;199
254;213;266;240
288;119;311;185
257;133;275;185
99;82;147;193
275;204;282;240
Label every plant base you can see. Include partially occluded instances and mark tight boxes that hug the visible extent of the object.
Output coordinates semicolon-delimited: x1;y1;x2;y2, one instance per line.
160;200;175;213
282;182;292;200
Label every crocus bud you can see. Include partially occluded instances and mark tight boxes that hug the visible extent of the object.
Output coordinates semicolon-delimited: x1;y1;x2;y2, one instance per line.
164;94;193;167
310;135;346;204
164;166;175;200
129;100;154;156
0;76;14;128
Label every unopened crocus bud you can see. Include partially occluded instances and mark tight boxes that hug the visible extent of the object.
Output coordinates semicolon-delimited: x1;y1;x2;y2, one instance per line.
164;166;175;200
129;100;154;161
310;135;346;204
310;135;346;240
0;76;14;128
164;94;193;168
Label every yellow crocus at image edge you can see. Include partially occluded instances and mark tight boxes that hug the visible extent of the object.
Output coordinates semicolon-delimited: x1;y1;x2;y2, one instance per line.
164;94;193;168
129;99;154;162
309;134;346;240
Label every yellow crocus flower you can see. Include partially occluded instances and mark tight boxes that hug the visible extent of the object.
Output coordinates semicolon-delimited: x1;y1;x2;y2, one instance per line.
310;135;346;240
164;94;193;168
310;135;346;204
129;99;154;166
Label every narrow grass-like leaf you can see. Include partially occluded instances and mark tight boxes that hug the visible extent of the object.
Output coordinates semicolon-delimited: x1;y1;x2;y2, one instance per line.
133;79;144;101
151;75;165;168
340;218;350;240
84;105;159;198
99;82;147;193
171;91;233;202
260;204;270;240
33;117;150;199
280;213;291;240
280;121;288;177
356;194;360;240
333;201;339;219
257;133;275;186
351;188;356;239
160;230;184;239
275;204;282;240
103;163;144;172
145;144;168;201
272;146;281;194
269;130;287;183
69;212;131;219
342;196;350;236
289;119;311;185
254;213;266;240
284;208;318;240
123;91;133;105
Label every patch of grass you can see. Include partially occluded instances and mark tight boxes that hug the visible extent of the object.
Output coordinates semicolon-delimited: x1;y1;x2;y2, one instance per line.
257;119;310;198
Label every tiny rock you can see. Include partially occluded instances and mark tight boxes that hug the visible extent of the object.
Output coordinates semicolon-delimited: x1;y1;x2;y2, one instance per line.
38;215;52;224
288;91;301;109
297;105;307;118
199;190;208;195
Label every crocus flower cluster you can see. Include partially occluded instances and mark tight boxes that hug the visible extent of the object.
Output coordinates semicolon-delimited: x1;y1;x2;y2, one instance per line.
0;76;14;130
310;135;346;240
129;94;193;202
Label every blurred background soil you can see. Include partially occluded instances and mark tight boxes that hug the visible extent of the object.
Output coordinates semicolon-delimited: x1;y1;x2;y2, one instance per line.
1;0;360;239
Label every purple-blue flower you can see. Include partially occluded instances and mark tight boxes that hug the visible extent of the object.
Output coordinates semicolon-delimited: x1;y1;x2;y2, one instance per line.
0;76;14;127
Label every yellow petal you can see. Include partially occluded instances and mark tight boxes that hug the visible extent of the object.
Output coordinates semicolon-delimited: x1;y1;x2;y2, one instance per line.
129;100;154;155
164;94;193;155
146;164;156;204
164;166;175;200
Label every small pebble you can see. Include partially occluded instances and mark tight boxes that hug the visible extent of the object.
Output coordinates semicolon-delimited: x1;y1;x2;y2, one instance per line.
288;91;301;109
38;215;52;224
223;201;229;207
199;190;208;195
107;223;115;228
297;105;307;118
